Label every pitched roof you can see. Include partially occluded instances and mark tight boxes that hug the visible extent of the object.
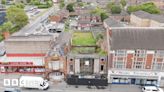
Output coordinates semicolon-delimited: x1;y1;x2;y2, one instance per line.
110;27;164;50
132;10;164;23
104;18;124;27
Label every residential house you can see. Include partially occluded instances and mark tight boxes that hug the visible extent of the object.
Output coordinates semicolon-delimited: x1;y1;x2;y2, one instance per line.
69;5;95;16
106;27;164;87
103;17;124;29
78;13;102;31
110;11;130;22
0;35;54;73
130;11;164;27
49;9;69;23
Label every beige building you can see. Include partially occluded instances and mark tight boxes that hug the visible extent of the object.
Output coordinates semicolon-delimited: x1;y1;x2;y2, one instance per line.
5;35;54;55
0;35;54;73
130;11;164;27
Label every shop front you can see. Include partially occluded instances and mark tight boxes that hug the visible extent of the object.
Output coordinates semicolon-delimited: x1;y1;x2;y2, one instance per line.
0;56;45;73
108;70;163;86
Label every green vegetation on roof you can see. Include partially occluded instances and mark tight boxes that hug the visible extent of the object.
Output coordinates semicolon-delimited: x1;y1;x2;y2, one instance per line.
127;2;160;14
72;32;96;46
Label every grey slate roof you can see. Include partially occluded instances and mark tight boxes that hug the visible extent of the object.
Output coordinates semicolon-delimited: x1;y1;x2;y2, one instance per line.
110;28;164;50
104;18;124;27
132;11;164;23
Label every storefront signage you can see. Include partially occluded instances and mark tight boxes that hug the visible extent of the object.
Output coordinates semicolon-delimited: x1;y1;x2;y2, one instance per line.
0;62;33;66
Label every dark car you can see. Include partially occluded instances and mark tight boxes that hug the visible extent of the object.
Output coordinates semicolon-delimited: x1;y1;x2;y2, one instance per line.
4;88;21;92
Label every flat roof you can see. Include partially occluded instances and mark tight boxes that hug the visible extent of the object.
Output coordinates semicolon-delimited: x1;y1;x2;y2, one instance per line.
5;34;53;42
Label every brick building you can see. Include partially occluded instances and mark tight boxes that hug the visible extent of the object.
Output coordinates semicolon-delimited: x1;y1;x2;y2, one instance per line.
78;14;102;31
66;32;108;86
106;27;164;86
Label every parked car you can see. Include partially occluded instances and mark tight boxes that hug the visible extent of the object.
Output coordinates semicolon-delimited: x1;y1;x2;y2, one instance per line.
4;88;21;92
142;86;164;92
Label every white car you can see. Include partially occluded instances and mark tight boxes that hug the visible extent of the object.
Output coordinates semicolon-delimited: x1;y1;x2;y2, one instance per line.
142;86;164;92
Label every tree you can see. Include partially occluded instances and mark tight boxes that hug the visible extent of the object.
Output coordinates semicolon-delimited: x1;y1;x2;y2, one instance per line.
15;3;25;9
100;12;108;21
106;2;115;9
120;0;126;7
0;21;13;32
66;3;74;12
1;0;6;4
111;5;121;14
127;2;160;14
6;6;28;28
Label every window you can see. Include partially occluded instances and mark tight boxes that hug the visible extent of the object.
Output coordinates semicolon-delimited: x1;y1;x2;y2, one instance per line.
115;50;126;57
70;65;73;72
155;51;164;57
133;61;144;69
114;60;125;69
101;65;104;71
152;62;163;70
135;50;146;58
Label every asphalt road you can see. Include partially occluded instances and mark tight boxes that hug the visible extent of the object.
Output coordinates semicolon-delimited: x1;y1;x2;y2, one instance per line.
0;4;59;51
0;74;142;92
13;4;59;36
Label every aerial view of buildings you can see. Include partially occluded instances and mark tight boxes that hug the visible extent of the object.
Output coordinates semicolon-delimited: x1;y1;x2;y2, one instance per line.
0;0;164;92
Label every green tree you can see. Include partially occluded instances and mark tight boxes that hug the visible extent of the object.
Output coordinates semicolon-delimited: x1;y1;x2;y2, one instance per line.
6;6;28;28
120;0;126;7
106;2;115;9
0;21;13;32
30;0;40;5
100;12;108;21
66;3;74;12
111;5;121;14
1;0;6;4
127;2;160;14
15;3;25;9
91;7;104;15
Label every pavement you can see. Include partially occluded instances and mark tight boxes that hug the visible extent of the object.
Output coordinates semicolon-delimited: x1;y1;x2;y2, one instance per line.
0;74;142;92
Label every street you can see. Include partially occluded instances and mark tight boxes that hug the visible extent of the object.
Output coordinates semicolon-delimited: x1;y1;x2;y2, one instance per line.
0;74;142;92
13;4;59;36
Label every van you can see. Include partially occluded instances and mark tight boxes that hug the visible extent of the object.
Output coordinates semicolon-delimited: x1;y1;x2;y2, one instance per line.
19;76;49;90
142;86;164;92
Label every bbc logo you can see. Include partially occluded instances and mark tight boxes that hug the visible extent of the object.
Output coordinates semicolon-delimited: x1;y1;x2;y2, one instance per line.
4;79;19;87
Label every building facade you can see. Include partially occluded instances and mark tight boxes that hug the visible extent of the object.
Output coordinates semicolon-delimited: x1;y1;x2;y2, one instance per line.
0;35;54;73
106;27;164;87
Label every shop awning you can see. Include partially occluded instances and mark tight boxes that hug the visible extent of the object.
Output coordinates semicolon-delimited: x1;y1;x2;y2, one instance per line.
0;56;45;66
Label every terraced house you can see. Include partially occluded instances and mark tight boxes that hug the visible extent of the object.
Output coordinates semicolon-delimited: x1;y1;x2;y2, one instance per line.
107;27;164;87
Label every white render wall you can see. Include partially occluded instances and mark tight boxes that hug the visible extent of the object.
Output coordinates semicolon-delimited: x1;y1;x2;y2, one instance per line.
94;58;99;73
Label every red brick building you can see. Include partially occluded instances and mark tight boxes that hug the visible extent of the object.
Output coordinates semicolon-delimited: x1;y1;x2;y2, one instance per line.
106;27;164;86
78;14;102;30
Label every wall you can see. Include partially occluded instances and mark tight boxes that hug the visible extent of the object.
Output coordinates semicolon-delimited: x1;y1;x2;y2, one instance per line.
150;20;164;27
130;14;150;27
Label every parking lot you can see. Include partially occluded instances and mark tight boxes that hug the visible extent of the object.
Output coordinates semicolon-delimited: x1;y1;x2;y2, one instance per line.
0;74;143;92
